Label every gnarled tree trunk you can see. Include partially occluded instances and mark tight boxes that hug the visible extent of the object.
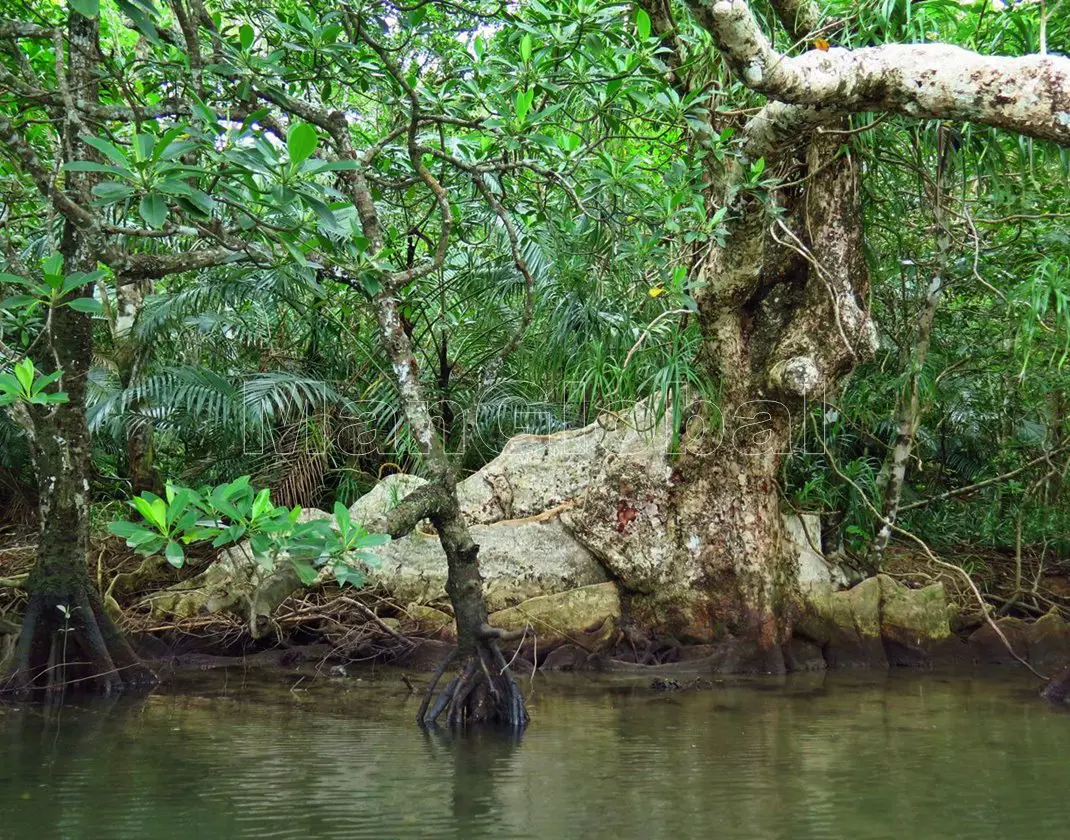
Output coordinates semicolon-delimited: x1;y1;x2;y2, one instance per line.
677;126;872;664
581;0;871;664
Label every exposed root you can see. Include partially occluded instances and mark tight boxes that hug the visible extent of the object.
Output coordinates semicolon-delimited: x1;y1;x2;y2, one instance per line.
104;554;167;619
2;587;157;699
420;642;528;729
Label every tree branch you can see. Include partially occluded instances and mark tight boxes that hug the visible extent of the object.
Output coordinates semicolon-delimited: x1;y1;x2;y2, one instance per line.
635;0;691;97
0;113;98;229
101;244;250;281
698;0;1070;146
382;483;449;538
0;19;56;39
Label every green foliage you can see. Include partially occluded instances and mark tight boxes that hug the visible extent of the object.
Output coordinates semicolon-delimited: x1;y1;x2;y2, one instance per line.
108;476;387;586
0;255;103;316
0;359;68;407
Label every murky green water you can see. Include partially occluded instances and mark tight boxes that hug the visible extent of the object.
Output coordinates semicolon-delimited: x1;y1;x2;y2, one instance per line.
1;669;1068;839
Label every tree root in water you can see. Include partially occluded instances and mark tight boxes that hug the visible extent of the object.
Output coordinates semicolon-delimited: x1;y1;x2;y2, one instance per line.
418;642;528;729
2;587;157;700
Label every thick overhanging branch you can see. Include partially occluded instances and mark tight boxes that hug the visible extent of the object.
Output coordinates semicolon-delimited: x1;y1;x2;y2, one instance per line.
102;244;251;281
382;483;450;538
0;19;55;39
699;0;1070;146
766;0;827;43
741;101;829;159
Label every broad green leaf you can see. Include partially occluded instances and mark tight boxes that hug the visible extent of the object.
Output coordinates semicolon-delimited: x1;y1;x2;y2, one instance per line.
165;541;185;568
134;536;167;556
14;359;34;394
117;0;161;45
132;494;167;530
42;254;64;277
333;501;351;539
333;563;365;588
287;123;318;166
139;193;168;228
126;528;163;548
108;521;145;540
353;532;390;549
63;161;134;178
92;181;136;203
515;89;534;123
304;160;361;174
291;557;319;585
65;297;102;314
158;140;198;161
152;125;188;160
251;487;273;520
249;533;271;560
61;269;106;295
636;8;651;39
38;393;68;404
239;23;254;50
29;369;62;395
0;295;41;310
134;133;154;162
81;135;129;166
520;33;533;62
166;488;192;526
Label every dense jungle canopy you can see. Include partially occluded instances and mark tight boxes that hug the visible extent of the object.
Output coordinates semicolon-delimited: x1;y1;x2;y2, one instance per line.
0;0;1068;723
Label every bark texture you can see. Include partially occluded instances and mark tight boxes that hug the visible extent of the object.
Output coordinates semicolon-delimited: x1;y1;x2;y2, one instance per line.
701;0;1070;146
3;11;156;698
669;120;872;659
374;292;528;728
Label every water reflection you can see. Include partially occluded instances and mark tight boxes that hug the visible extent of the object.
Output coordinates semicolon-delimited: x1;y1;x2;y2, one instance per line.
1;670;1068;840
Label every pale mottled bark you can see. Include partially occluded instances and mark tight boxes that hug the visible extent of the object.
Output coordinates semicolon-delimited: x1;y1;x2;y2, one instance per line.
686;118;871;653
700;0;1070;146
766;0;825;42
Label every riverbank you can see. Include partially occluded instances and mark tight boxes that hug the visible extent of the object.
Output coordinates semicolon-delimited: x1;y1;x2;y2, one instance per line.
3;524;1070;686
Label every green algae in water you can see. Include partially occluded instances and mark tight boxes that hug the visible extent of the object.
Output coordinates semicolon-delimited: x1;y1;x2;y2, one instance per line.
2;670;1069;840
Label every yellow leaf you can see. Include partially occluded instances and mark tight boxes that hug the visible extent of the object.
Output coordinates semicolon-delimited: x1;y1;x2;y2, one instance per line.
813;38;830;51
648;286;665;298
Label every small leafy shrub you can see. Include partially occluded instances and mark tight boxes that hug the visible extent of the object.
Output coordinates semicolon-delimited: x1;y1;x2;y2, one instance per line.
107;475;387;587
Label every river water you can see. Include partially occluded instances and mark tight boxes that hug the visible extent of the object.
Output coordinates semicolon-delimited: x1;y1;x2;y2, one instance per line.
1;669;1067;839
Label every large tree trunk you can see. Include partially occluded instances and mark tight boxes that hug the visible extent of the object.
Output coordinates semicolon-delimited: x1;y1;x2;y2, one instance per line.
2;10;156;699
565;126;871;667
674;399;792;661
687;127;872;660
